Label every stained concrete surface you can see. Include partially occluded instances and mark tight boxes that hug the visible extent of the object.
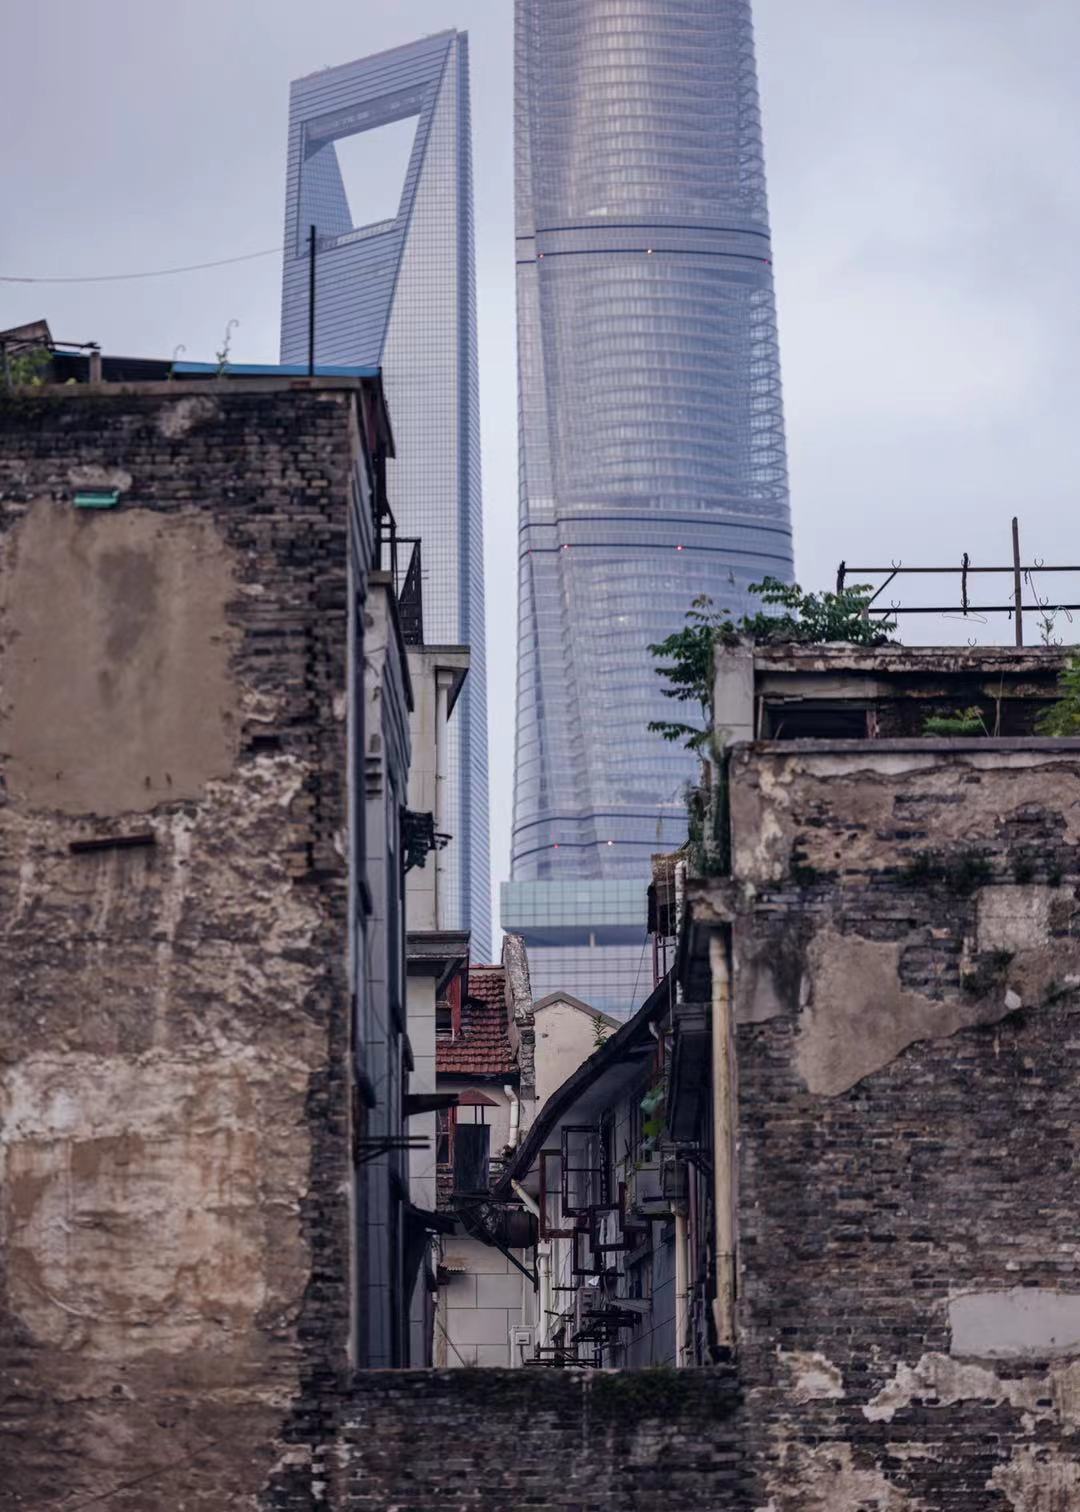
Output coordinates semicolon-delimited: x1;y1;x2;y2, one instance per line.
0;499;238;815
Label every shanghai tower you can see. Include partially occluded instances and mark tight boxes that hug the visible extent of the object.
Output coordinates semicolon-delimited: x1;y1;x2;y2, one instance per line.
281;32;491;955
502;0;793;1015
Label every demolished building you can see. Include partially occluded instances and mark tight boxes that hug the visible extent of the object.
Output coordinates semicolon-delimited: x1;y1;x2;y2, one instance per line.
0;345;454;1501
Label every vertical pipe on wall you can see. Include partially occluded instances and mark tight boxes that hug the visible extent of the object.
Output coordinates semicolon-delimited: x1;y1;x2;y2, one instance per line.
307;224;317;376
674;1206;689;1367
434;678;449;926
709;931;735;1350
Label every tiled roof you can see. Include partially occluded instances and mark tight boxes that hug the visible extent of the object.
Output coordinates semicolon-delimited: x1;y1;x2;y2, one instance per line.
437;965;517;1077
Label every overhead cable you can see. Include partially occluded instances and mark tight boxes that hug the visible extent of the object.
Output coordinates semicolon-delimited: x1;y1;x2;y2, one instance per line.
0;246;284;285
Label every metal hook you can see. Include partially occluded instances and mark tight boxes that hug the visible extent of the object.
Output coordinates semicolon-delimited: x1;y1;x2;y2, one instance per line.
891;558;903;570
172;343;186;362
1034;555;1045;569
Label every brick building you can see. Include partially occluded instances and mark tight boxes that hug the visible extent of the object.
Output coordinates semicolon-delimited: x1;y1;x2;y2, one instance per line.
672;641;1080;1507
0;352;443;1503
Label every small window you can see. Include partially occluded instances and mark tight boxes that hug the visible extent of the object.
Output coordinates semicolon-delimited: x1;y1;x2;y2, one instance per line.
435;1001;453;1040
765;703;869;740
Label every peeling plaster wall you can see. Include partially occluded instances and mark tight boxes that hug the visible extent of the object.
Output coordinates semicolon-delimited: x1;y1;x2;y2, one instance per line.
0;387;359;1510
723;742;1080;1511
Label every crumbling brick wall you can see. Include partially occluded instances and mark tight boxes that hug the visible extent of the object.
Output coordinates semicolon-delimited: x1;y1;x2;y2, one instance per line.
725;739;1080;1511
321;1368;744;1511
0;383;358;1509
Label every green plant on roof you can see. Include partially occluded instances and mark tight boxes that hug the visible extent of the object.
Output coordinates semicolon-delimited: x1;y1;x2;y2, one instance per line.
647;579;895;752
215;318;239;377
1037;653;1080;736
922;706;988;737
2;346;51;390
640;1079;666;1152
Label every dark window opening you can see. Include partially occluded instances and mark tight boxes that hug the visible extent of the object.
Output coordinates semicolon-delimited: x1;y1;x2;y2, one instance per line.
765;702;870;740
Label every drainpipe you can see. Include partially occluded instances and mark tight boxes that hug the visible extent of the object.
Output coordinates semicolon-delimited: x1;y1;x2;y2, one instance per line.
434;677;449;926
674;1204;690;1367
505;1085;521;1149
709;931;735;1350
537;1245;552;1351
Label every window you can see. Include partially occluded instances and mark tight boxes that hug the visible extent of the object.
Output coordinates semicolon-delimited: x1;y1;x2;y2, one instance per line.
435;1001;453;1040
764;702;869;739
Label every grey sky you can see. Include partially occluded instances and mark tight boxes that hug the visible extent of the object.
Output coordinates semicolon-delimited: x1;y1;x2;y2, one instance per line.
4;1;1080;933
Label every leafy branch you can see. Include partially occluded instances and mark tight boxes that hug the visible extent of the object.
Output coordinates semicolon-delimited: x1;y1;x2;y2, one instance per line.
2;346;51;390
647;577;895;751
1038;653;1080;735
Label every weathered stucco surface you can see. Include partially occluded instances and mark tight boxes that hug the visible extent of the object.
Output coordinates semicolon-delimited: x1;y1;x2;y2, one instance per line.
727;738;1080;1511
0;387;355;1510
794;929;1022;1096
730;747;1080;886
0;499;239;814
949;1287;1080;1361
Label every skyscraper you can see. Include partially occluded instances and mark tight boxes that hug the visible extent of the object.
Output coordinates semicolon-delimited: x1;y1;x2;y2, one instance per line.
502;0;793;1016
281;31;491;956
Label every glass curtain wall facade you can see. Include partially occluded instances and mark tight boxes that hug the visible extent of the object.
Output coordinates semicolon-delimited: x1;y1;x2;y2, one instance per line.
504;0;793;1016
281;31;491;956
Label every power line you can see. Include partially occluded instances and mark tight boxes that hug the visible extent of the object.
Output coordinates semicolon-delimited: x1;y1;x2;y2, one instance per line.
0;246;283;286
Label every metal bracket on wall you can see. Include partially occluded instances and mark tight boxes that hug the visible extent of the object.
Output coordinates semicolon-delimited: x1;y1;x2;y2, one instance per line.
455;1197;539;1288
354;1135;430;1167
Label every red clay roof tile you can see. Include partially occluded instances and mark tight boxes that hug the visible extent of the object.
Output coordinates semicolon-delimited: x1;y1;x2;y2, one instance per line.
437;965;517;1077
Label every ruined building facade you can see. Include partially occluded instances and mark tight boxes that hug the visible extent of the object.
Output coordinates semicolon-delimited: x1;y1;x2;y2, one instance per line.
0;372;439;1504
675;642;1080;1508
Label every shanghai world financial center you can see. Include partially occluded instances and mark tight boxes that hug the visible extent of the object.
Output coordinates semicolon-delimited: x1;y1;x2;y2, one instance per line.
282;2;791;1013
281;30;491;957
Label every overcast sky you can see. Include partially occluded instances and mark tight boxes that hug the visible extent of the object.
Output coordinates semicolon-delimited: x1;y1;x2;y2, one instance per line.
4;1;1080;928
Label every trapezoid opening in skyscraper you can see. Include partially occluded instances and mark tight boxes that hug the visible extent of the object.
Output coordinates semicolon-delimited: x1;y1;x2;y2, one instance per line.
281;30;491;957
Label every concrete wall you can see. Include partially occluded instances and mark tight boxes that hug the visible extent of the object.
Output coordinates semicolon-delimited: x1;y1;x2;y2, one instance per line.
0;384;361;1510
533;996;617;1109
405;645;469;936
720;738;1080;1511
437;1237;530;1367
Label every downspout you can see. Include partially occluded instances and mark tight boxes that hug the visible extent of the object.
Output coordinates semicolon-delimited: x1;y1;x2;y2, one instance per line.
709;930;735;1351
673;856;691;1366
674;1205;689;1367
505;1084;521;1149
434;676;449;926
510;1174;540;1351
537;1246;552;1351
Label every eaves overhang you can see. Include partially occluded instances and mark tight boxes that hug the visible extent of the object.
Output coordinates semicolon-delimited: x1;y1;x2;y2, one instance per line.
494;971;673;1199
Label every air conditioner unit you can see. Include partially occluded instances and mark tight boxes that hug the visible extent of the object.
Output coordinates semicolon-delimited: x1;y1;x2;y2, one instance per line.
661;1154;689;1201
627;1156;668;1217
574;1281;605;1332
509;1324;535;1367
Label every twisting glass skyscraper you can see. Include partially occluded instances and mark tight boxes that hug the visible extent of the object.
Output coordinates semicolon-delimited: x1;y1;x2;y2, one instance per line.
281;32;490;956
502;0;793;1015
